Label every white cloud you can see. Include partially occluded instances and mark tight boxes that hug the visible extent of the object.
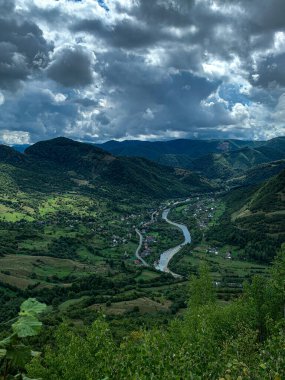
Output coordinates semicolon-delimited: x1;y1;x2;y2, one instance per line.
54;93;66;103
0;130;30;145
231;103;249;122
273;93;285;122
0;0;285;142
142;108;155;120
0;92;4;105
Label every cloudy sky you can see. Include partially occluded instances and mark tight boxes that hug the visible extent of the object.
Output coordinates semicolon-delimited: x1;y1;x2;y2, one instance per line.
0;0;285;144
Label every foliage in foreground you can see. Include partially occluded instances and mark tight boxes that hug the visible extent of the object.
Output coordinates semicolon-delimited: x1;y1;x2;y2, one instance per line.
26;247;285;380
0;298;46;380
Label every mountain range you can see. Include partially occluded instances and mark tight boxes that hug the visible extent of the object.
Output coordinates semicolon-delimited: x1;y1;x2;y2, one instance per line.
12;136;285;187
96;136;285;182
1;137;214;198
97;138;262;162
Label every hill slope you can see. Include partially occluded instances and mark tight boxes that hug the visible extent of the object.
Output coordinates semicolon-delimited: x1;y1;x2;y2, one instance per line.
240;169;285;214
97;138;261;165
206;170;285;262
1;137;214;198
189;138;285;181
228;160;285;186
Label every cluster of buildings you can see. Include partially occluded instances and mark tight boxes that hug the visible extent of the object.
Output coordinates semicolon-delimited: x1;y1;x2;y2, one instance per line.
140;235;157;258
206;246;232;259
120;213;141;222
207;247;219;255
112;234;129;247
192;198;216;229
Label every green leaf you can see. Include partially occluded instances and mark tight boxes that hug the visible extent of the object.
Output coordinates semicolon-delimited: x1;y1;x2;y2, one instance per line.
12;316;43;338
31;351;41;358
0;348;7;358
6;344;31;367
13;375;42;380
23;375;42;380
0;335;13;348
19;298;47;317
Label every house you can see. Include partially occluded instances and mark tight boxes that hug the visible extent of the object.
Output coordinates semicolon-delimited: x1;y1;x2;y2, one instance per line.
146;235;156;244
225;251;232;259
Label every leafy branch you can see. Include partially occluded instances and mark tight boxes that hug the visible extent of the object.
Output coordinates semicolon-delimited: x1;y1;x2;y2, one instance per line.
0;298;46;380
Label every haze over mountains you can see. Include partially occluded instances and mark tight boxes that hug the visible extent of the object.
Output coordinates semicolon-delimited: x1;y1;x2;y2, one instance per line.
9;136;285;190
96;136;285;183
98;138;262;161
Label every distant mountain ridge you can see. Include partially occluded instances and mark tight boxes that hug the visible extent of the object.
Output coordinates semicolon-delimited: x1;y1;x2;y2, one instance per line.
95;137;285;182
228;160;285;186
188;137;285;180
1;137;215;198
96;138;263;164
11;136;285;187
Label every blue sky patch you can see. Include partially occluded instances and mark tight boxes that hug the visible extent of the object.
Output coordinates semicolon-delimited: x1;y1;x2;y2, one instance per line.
219;84;250;108
97;0;109;11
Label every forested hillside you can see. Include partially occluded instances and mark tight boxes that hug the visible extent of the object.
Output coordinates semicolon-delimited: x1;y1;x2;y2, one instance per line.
206;170;285;263
3;137;214;198
97;138;261;164
97;137;285;180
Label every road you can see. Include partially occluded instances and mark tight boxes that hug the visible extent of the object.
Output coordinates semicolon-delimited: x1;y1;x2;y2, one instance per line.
135;228;149;266
155;208;191;278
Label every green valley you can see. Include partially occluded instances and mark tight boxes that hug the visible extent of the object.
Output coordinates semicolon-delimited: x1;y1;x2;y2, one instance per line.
0;137;284;379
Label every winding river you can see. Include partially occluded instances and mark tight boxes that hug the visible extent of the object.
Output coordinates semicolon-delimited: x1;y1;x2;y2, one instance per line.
155;208;191;278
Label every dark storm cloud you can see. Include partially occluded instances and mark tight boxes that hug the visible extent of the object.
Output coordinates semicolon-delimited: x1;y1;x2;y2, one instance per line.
47;46;94;87
0;42;29;91
0;0;15;15
209;0;285;58
0;0;285;143
250;53;285;88
119;0;194;27
0;4;52;91
236;0;285;32
72;17;167;49
96;113;110;126
73;1;198;51
93;49;225;139
74;98;99;107
25;5;68;27
71;0;279;69
0;85;79;141
164;46;203;73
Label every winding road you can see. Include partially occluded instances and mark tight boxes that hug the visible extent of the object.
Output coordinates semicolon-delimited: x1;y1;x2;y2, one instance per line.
155;208;191;278
135;228;149;267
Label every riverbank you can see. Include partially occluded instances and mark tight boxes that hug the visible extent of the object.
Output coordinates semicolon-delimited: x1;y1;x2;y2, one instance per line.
155;208;191;277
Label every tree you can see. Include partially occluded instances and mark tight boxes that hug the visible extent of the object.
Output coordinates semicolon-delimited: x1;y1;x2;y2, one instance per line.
270;244;285;318
188;263;216;309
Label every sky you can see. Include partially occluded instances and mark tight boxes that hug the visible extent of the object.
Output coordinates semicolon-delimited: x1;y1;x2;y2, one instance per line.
0;0;285;144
